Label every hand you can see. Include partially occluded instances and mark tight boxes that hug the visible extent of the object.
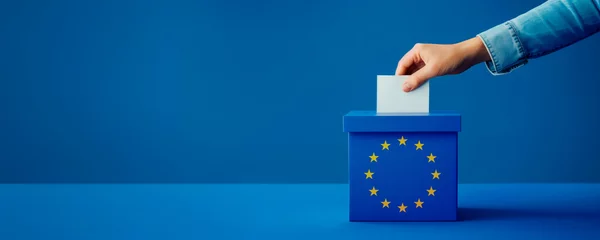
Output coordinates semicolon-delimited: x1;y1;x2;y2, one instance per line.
395;37;491;92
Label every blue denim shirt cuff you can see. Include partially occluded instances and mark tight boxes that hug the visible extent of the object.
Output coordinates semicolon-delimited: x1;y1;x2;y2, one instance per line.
476;21;528;75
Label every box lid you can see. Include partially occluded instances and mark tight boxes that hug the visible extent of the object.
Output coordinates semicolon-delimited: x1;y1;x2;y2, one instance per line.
343;110;461;132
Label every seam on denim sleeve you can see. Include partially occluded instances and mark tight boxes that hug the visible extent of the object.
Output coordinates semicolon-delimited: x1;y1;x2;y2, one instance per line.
476;34;499;73
506;21;528;60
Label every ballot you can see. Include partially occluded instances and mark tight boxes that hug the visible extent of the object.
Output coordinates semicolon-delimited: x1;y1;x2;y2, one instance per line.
376;75;429;114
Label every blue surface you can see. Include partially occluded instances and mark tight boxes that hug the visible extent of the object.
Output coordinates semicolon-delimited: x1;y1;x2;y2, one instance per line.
343;111;461;132
1;184;599;239
1;0;600;184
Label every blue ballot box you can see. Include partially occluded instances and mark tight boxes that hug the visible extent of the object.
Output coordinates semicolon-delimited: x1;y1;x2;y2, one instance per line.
343;110;461;221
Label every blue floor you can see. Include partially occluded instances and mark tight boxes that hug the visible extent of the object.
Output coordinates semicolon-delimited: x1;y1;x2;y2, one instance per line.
1;184;599;239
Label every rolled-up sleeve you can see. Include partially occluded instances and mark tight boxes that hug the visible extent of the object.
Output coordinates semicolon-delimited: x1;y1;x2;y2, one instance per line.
477;22;528;75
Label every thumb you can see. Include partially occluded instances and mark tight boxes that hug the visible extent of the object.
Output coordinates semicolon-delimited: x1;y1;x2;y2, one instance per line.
402;66;437;92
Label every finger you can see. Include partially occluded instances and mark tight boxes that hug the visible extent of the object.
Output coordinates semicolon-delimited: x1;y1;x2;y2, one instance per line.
402;66;437;92
395;48;417;76
405;61;425;75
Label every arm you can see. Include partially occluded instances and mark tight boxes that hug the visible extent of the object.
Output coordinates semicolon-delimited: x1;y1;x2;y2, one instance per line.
396;0;600;92
477;0;600;75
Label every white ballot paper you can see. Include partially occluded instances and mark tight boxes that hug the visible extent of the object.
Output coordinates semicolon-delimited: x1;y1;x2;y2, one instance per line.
376;75;429;114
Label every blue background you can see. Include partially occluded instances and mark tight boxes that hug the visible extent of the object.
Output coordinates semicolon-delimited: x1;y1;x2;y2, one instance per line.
1;0;599;183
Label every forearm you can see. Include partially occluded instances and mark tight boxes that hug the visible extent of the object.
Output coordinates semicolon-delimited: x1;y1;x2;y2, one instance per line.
477;0;600;75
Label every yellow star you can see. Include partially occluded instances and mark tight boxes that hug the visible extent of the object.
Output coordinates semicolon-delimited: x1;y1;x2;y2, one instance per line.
381;198;391;208
427;153;436;163
398;136;407;145
364;169;374;179
381;140;390;150
431;170;441;179
427;186;436;196
415;140;424;150
398;203;407;212
369;153;378;162
414;198;424;208
369;187;379;196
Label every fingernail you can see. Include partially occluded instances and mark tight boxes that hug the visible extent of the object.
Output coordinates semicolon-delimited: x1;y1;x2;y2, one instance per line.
403;82;412;92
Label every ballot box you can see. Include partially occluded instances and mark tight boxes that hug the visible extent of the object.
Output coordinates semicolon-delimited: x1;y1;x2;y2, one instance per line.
342;75;461;221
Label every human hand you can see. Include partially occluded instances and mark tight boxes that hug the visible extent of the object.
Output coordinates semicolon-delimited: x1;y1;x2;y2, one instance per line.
395;37;491;92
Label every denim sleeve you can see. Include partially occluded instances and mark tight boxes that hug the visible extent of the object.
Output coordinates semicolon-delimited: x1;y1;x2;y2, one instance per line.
476;0;600;75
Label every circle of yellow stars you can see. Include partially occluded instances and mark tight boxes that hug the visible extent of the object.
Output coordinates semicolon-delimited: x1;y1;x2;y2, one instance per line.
364;136;440;213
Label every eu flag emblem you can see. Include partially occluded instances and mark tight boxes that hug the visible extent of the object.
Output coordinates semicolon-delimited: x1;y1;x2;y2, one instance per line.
343;111;461;221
